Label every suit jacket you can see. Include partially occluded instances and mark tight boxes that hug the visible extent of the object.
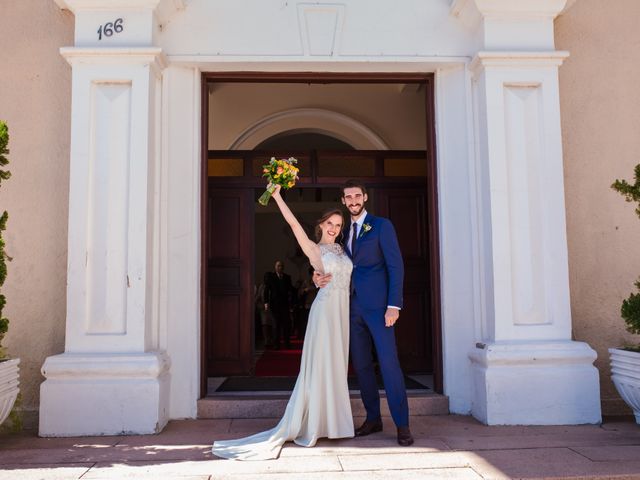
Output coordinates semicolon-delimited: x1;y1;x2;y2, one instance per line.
263;271;293;311
345;213;404;310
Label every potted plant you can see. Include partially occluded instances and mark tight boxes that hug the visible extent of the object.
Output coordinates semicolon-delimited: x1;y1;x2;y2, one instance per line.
0;120;20;426
609;164;640;424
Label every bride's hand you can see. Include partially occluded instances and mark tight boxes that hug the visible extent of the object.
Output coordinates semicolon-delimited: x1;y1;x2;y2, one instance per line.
269;183;282;196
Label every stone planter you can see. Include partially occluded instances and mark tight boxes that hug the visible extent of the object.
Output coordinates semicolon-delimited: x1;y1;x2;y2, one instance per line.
609;348;640;423
0;358;20;425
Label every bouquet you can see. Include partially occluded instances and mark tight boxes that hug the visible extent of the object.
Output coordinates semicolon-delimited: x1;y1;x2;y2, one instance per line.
258;157;299;206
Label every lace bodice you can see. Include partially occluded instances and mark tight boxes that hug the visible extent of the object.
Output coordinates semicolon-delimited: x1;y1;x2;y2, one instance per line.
317;243;353;292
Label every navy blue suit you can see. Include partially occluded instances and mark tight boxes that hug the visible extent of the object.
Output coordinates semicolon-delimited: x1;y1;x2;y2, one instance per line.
346;213;409;427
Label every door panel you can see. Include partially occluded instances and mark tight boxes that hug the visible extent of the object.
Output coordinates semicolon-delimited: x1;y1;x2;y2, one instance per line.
376;188;431;372
206;187;253;376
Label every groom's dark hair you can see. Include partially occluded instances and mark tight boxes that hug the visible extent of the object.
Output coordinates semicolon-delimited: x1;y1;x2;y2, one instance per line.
342;179;367;197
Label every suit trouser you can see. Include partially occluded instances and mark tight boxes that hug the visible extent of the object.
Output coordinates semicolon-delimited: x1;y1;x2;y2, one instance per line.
272;306;291;346
349;296;409;427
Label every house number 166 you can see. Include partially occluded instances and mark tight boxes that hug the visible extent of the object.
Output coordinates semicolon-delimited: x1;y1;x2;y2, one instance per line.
97;18;124;40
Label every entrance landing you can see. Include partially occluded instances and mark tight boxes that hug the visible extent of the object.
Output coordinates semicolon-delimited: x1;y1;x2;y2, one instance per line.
197;392;449;419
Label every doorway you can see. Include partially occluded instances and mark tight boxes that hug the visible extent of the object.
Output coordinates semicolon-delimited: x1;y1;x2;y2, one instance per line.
201;74;442;396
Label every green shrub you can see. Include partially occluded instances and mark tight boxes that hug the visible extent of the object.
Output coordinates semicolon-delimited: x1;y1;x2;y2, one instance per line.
611;165;640;346
621;279;640;336
0;121;10;359
0;121;21;431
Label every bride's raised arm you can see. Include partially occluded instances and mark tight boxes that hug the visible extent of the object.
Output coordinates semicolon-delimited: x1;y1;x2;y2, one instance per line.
270;185;323;273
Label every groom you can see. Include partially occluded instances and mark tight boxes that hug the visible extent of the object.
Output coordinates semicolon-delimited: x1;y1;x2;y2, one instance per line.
316;179;413;446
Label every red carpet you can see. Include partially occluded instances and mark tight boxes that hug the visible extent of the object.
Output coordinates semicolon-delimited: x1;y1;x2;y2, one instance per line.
254;339;303;376
254;337;355;376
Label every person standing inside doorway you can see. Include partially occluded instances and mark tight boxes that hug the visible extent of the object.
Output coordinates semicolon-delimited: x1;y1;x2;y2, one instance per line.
296;266;318;341
256;278;275;348
264;260;293;350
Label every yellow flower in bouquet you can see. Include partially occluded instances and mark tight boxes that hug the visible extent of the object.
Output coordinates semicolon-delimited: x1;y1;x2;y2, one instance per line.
258;157;299;206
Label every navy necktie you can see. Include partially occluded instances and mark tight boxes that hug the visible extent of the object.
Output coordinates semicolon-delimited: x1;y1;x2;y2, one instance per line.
351;223;358;255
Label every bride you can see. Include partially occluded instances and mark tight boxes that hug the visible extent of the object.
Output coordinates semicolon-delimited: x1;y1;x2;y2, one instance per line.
212;183;354;460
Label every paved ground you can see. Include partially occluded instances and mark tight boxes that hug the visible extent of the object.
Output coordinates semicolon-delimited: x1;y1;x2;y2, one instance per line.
1;415;639;479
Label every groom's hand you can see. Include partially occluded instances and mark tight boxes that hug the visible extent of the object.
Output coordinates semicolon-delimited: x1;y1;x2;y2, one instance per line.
384;308;400;327
312;271;332;288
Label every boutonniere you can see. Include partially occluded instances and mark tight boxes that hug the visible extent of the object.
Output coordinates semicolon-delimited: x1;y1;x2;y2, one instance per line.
360;223;372;238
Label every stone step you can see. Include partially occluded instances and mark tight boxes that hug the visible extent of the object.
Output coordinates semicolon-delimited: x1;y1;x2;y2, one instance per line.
197;392;449;419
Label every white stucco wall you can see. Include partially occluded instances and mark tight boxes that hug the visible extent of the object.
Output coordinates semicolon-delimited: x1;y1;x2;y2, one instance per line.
556;0;640;416
0;1;74;424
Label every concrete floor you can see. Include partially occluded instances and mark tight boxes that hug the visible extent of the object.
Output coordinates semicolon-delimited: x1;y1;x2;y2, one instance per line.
1;415;639;479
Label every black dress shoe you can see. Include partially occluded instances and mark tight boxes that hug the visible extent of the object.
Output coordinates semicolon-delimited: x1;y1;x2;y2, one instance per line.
355;419;383;437
397;426;414;446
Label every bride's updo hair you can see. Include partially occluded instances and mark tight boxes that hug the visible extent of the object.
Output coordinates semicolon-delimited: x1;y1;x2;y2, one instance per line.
315;208;345;242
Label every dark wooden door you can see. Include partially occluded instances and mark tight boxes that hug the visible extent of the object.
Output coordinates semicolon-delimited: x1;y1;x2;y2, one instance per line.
376;188;431;372
204;150;438;379
206;186;254;376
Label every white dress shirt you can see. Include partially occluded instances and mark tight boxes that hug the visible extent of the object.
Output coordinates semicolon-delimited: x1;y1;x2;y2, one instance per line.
347;209;368;254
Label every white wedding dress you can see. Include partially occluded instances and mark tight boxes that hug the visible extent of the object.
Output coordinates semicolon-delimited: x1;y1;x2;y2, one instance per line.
212;243;354;460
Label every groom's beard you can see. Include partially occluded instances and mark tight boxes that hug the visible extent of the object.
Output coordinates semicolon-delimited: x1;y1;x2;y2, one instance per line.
346;203;364;217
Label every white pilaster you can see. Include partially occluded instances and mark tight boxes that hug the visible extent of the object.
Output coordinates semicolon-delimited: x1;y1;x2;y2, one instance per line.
41;0;172;436
160;65;201;419
458;0;602;424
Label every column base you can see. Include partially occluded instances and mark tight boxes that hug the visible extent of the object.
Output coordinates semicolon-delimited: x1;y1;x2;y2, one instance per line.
469;341;601;425
39;352;171;437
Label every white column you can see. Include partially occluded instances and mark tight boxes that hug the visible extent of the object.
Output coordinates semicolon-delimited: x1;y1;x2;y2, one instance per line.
41;0;179;436
453;0;601;424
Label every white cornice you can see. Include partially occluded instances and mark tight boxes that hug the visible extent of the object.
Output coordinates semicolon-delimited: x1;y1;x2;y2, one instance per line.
451;0;568;19
53;0;185;19
54;0;160;11
469;51;569;75
60;47;167;76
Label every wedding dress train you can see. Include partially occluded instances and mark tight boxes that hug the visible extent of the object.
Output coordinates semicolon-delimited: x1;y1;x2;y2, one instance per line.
212;243;354;460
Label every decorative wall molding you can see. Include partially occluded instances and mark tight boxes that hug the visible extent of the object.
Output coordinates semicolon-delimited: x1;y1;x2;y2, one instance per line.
41;353;170;379
502;84;547;326
85;82;132;335
297;3;345;56
60;47;167;76
451;0;569;19
229;108;389;150
470;341;600;424
40;352;171;436
470;51;569;76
